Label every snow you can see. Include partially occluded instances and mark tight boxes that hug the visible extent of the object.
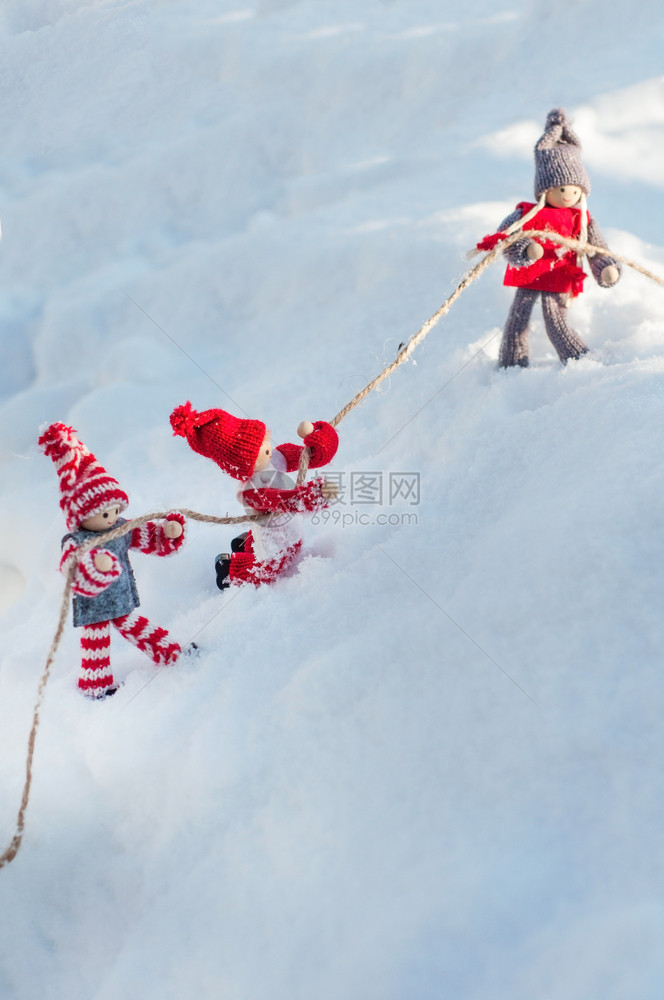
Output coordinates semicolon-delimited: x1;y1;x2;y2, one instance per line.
1;1;664;997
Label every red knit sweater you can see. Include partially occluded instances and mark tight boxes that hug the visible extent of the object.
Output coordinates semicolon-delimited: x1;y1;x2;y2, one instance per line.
503;202;588;297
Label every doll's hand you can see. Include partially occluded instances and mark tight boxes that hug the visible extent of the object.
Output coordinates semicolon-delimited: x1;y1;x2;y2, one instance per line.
163;518;183;539
601;264;619;286
526;241;544;262
320;479;339;500
93;551;115;573
292;420;339;468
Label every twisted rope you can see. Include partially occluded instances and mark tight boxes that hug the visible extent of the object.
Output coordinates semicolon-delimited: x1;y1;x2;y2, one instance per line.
0;560;76;869
3;227;662;869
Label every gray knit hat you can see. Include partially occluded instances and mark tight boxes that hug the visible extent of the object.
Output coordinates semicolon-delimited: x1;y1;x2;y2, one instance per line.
534;108;591;199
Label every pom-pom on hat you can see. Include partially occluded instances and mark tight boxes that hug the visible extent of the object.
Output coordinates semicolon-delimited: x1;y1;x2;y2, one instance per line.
170;401;267;481
534;107;591;199
38;422;129;531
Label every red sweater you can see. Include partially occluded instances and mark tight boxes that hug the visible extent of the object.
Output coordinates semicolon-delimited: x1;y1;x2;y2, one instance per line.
240;420;339;516
503;202;587;297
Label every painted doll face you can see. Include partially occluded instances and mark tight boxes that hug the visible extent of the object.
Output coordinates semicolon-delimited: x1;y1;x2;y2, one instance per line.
545;185;583;209
252;430;273;473
80;505;122;532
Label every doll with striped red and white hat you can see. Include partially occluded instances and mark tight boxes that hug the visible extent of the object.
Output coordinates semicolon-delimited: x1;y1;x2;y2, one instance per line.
169;402;339;589
39;422;190;700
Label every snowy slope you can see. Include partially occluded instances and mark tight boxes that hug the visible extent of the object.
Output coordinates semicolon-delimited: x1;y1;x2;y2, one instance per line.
1;1;664;998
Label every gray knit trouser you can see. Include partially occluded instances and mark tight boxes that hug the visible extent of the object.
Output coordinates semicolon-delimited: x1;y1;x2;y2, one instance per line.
498;288;589;368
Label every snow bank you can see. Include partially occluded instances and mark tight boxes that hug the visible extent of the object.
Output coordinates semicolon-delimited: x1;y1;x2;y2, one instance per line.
1;1;664;998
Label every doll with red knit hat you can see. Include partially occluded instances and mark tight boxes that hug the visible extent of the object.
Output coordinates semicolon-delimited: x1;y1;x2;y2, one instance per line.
39;422;189;699
169;402;339;589
476;107;621;367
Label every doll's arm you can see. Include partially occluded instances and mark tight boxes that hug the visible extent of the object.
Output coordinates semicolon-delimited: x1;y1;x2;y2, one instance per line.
477;207;535;266
60;537;121;597
130;512;186;556
276;421;339;472
242;480;329;515
497;207;524;232
497;207;542;267
587;217;622;287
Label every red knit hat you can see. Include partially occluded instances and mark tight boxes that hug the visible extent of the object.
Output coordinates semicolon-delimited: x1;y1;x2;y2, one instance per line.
170;401;267;481
38;422;129;531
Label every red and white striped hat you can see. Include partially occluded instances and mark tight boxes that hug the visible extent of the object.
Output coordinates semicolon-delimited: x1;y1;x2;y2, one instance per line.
38;422;129;531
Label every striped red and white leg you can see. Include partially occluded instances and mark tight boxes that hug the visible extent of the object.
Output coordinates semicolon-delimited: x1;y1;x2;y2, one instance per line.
79;621;115;697
112;612;181;666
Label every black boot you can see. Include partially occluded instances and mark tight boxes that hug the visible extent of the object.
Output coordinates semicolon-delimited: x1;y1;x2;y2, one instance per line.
231;532;248;553
86;683;122;701
215;553;231;591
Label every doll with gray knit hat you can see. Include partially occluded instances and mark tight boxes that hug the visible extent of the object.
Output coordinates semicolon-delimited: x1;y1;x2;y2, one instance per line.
476;107;621;367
